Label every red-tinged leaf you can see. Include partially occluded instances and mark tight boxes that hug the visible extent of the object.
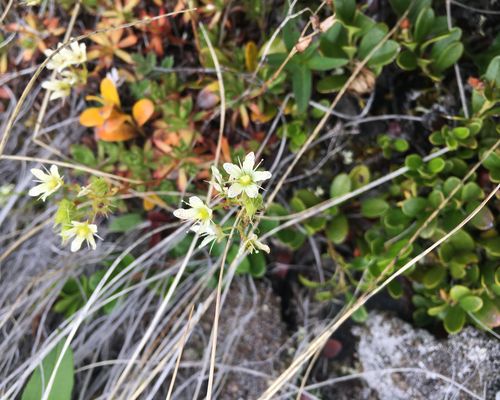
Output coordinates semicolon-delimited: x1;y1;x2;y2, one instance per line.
322;338;342;358
118;34;138;48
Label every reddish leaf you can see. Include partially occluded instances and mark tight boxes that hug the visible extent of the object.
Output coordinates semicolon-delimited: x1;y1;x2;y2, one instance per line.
322;339;342;358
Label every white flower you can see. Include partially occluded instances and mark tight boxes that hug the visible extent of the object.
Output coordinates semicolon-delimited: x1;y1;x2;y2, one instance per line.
106;68;124;87
341;150;353;165
173;196;213;233
61;220;99;252
245;233;270;254
28;165;64;201
41;73;76;101
198;223;218;250
223;152;272;198
45;41;87;72
211;165;225;193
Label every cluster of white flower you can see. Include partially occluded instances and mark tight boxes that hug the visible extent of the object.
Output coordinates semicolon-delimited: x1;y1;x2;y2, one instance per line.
42;41;87;101
174;152;272;254
28;165;100;252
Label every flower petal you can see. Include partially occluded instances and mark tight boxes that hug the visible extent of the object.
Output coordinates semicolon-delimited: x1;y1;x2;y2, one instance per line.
223;163;241;179
242;152;255;172
71;236;85;252
211;166;223;183
188;196;204;208
253;170;272;182
244;184;259;198
49;164;60;178
31;168;49;181
173;208;197;220
199;235;216;249
227;183;243;198
28;184;47;198
87;235;97;250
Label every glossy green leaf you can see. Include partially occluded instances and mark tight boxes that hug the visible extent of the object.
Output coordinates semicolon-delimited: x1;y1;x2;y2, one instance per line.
326;213;349;244
405;154;423;170
22;341;74;400
334;0;356;23
361;197;389;218
401;197;427;217
330;173;352;198
459;295;483;312
449;285;470;301
306;56;349;71
433;42;463;73
292;66;312;113
108;213;143;233
414;7;435;43
423;266;446;289
397;50;418;70
444;306;466;334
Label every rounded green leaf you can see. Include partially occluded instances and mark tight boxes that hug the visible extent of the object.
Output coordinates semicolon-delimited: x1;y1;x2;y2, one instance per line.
326;213;349;244
433;42;463;73
393;138;409;152
444;306;465;334
317;75;349;93
452;126;470;140
461;182;483;203
405;154;423;170
414;7;435;43
249;252;267;278
485;55;500;86
397;50;418;70
361;197;389;218
401;197;427;217
349;165;371;189
368;40;400;68
449;285;470;301
306;55;349;71
459;295;483;312
427;157;445;174
22;340;74;400
423;266;446;289
335;0;356;23
330;173;352;198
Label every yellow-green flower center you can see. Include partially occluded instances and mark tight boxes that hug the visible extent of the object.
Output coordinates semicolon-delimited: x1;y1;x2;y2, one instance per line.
76;225;92;238
239;174;252;186
48;177;61;190
197;207;210;221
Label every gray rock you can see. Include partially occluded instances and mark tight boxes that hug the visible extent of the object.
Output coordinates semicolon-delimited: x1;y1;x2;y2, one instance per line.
353;311;500;400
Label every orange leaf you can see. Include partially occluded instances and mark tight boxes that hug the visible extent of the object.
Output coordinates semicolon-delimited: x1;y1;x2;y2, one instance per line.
118;34;138;48
177;168;187;192
100;78;120;107
96;123;137;142
132;99;155;127
99;104;115;120
79;107;105;127
103;113;132;132
221;137;231;162
143;194;167;211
